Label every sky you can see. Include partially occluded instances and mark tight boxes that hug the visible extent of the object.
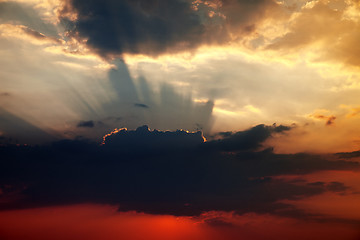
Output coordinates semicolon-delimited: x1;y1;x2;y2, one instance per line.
0;0;360;239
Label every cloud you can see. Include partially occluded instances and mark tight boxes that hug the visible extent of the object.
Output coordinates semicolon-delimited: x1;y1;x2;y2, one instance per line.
0;23;61;46
59;0;207;57
325;181;348;193
134;103;149;108
325;116;336;126
312;114;337;126
102;125;205;154
335;150;360;159
204;124;291;152
58;0;282;57
22;26;47;39
77;120;95;128
266;0;360;68
20;26;62;44
0;124;358;218
266;1;348;50
0;1;58;37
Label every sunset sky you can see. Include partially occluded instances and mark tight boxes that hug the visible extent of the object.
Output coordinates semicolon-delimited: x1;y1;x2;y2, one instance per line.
1;0;360;239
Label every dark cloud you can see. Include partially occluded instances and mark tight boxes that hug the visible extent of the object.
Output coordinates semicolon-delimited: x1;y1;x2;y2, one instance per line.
319;115;336;126
204;124;291;152
77;120;95;128
312;115;337;126
335;150;360;159
102;125;204;154
326;116;336;126
59;0;281;57
202;217;235;228
0;124;358;218
306;181;348;194
22;26;46;39
326;182;348;193
60;0;207;57
134;103;149;108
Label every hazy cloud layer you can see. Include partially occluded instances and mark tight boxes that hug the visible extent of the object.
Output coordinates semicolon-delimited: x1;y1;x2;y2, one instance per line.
0;1;58;37
267;0;360;67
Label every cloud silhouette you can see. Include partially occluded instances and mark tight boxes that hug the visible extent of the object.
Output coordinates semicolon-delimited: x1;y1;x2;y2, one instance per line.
335;150;360;159
204;124;291;152
102;125;204;154
77;120;95;128
0;124;358;218
134;103;149;109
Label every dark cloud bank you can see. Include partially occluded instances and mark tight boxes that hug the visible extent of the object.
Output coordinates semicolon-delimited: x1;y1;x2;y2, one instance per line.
0;0;280;58
0;124;358;219
59;0;279;57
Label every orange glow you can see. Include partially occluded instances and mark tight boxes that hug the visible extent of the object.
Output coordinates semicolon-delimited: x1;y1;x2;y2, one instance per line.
0;205;207;240
101;128;127;145
0;205;359;240
284;192;360;221
275;170;360;221
202;134;207;142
